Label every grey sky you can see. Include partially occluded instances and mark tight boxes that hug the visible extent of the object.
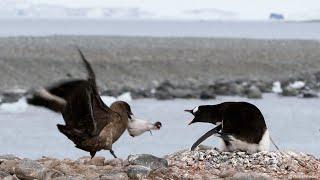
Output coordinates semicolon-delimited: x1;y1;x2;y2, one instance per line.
5;0;320;20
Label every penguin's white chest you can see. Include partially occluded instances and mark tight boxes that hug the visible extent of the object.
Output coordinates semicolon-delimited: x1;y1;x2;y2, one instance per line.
221;129;270;153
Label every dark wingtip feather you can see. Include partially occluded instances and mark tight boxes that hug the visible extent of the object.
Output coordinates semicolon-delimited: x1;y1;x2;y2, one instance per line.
74;46;96;86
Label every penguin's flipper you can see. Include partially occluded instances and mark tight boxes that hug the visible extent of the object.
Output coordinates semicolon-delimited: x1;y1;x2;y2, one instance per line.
215;131;233;142
191;124;222;151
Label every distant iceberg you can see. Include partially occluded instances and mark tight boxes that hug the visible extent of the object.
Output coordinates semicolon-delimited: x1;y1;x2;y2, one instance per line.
269;13;284;20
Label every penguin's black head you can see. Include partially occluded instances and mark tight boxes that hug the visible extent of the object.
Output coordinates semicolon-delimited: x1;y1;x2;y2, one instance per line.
184;105;220;125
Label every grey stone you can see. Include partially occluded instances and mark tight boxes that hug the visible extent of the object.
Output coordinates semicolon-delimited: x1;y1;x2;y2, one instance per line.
52;175;86;180
87;156;105;166
199;91;216;99
232;172;271;180
219;170;236;178
256;81;272;93
154;90;173;100
13;158;63;180
230;83;246;95
43;169;65;179
0;170;10;178
126;165;151;180
247;85;262;99
169;88;194;98
0;91;25;104
101;172;128;180
101;89;120;97
128;154;168;170
288;175;318;180
0;160;18;174
154;81;174;99
76;156;91;164
154;81;199;99
3;175;20;180
0;155;20;161
156;80;174;91
282;87;299;96
104;158;124;167
213;82;230;95
197;145;214;151
300;90;318;98
130;88;152;99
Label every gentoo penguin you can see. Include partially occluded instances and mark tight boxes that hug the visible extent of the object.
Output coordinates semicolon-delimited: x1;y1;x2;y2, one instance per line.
28;48;162;158
185;102;269;153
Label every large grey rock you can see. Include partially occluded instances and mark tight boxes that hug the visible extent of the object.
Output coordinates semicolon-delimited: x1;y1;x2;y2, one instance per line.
0;155;20;170
88;156;105;166
213;82;231;95
282;87;299;96
197;144;214;151
0;91;26;104
77;156;106;166
126;165;150;180
14;158;45;179
0;170;10;178
128;154;168;170
230;83;246;95
156;80;174;92
169;88;194;98
288;175;318;180
0;155;20;161
232;172;271;180
154;90;173;100
104;158;124;167
76;156;91;164
154;80;174;100
0;160;18;174
299;90;318;98
154;80;200;99
247;85;262;99
199;90;216;99
14;158;63;180
255;81;272;93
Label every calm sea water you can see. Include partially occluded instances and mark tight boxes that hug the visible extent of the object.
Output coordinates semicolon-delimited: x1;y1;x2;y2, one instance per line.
0;94;319;159
0;19;320;39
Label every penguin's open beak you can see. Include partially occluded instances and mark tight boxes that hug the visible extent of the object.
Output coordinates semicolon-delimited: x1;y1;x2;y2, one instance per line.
184;109;193;114
184;109;195;125
188;119;196;125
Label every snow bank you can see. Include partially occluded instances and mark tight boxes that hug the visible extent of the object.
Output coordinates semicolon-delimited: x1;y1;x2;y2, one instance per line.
101;92;132;106
0;98;28;113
